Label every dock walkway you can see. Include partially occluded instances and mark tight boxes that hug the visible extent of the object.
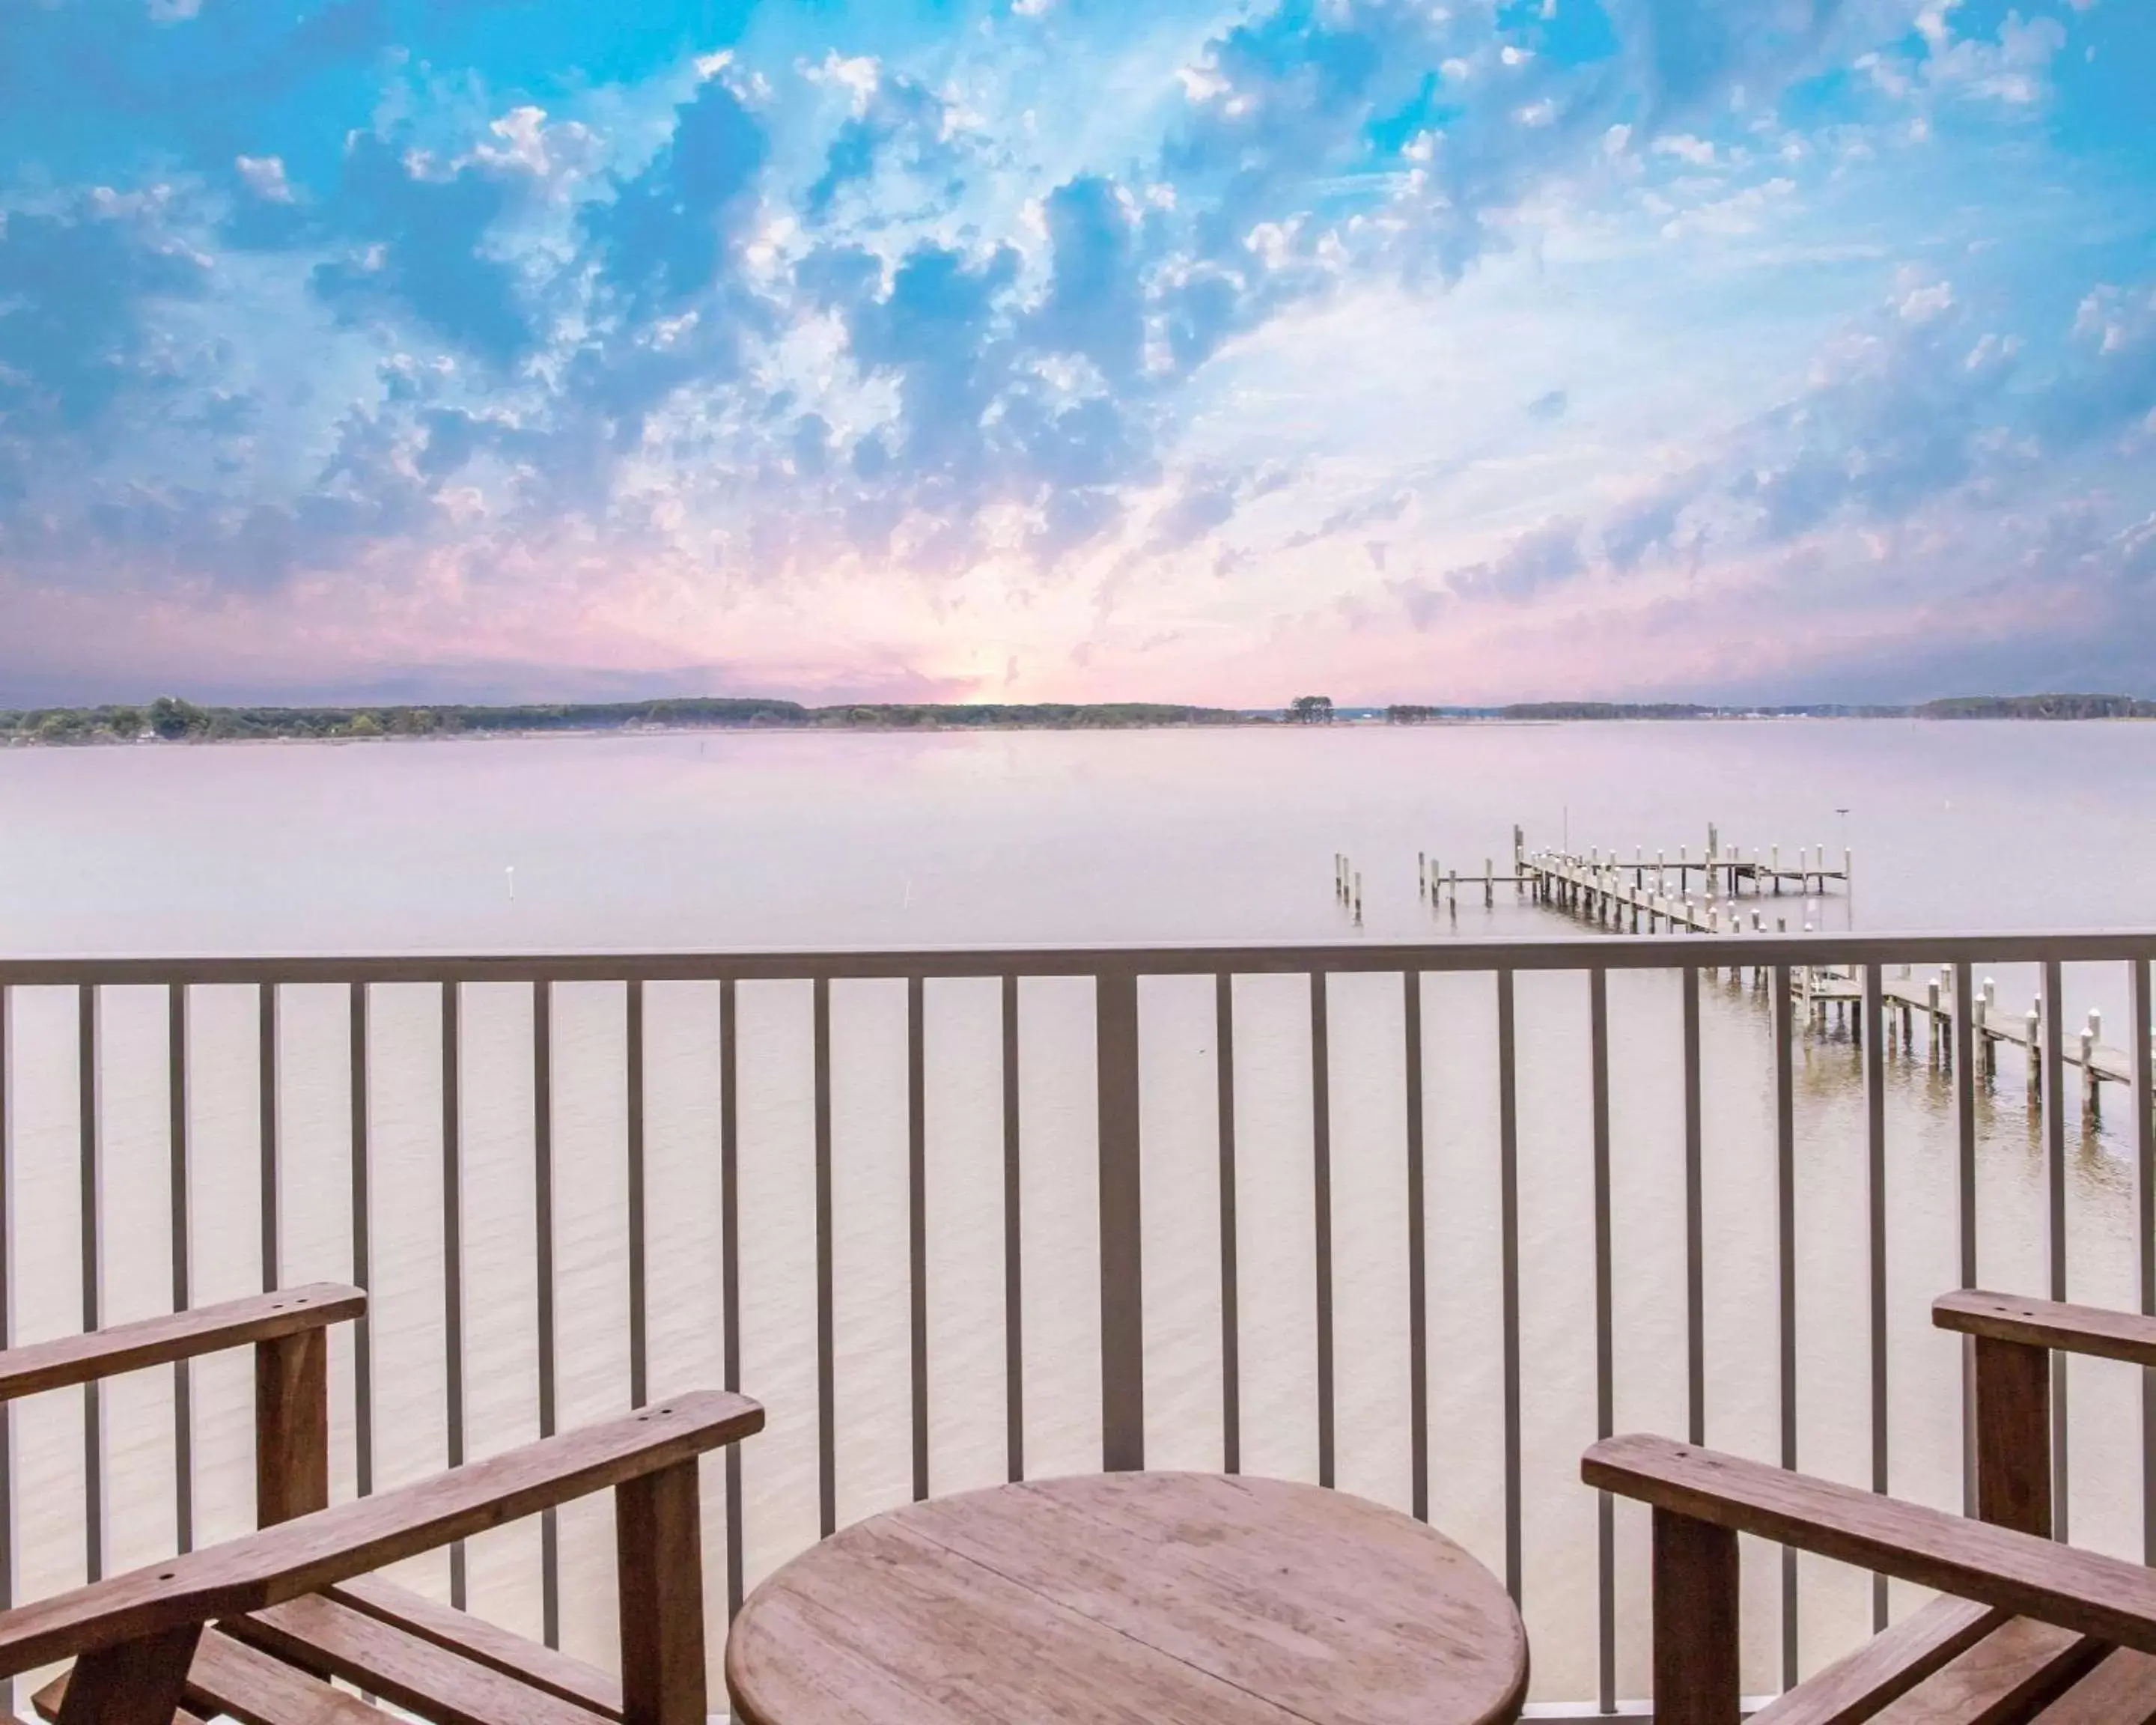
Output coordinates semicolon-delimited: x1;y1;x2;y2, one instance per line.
1514;836;2134;1109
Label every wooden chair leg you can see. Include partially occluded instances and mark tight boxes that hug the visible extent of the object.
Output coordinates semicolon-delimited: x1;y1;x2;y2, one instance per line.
1654;1507;1741;1725
255;1327;330;1526
55;1623;201;1725
616;1456;706;1725
1973;1335;2050;1536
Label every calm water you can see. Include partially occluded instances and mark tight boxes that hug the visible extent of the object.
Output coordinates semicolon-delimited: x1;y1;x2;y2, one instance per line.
1;721;2152;1706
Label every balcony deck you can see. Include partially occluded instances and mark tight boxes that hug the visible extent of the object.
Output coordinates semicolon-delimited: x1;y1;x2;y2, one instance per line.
0;928;2149;1718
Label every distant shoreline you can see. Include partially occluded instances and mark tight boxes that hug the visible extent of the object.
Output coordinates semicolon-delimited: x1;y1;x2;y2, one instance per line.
4;692;2153;746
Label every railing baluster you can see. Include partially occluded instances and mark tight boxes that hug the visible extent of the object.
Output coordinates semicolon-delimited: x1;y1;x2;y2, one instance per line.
627;979;648;1412
350;984;373;1503
1863;962;1889;1632
534;979;560;1646
1403;970;1425;1521
1683;966;1704;1448
814;976;836;1536
1591;967;1614;1715
1096;968;1145;1473
2135;958;2155;1568
169;983;193;1554
1002;974;1024;1484
720;977;744;1619
1496;968;1521;1604
79;983;103;1584
1311;971;1335;1491
1217;974;1243;1478
259;981;280;1292
442;980;466;1608
908;975;929;1503
2041;958;2068;1540
0;984;10;1720
1955;958;1978;1518
1773;961;1797;1690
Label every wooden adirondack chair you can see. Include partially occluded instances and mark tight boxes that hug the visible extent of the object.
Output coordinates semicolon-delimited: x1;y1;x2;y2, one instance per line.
1586;1287;2156;1725
0;1283;762;1724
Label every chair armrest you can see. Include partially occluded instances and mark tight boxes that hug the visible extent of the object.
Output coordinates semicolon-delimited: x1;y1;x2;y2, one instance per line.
0;1286;365;1402
0;1388;763;1678
1583;1433;2156;1656
1934;1289;2156;1367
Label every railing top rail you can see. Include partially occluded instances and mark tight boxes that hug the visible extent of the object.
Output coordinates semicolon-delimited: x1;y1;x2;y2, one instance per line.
1;929;2154;985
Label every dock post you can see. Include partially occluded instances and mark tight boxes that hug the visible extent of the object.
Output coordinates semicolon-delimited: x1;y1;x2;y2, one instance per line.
1928;980;1940;1063
2078;1008;2095;1121
1353;872;1362;925
1975;997;1992;1078
1419;852;1427;901
2027;1003;2041;1098
1772;843;1781;892
1484;859;1493;908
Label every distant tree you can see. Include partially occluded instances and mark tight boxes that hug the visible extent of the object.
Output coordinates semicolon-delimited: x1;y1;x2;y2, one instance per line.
104;705;145;739
345;712;383;737
1289;695;1335;724
148;696;209;739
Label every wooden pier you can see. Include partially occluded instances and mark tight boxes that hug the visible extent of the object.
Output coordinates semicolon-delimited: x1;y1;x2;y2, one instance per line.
1517;833;2137;1112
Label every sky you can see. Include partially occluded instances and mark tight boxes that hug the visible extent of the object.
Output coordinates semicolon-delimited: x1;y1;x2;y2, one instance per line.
1;0;2152;708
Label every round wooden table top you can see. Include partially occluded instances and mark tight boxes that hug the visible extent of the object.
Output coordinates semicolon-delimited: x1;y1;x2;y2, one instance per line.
725;1471;1529;1725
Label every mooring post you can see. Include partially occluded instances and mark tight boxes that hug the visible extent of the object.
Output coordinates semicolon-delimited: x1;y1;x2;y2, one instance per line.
1419;851;1427;901
2028;1002;2042;1098
2084;1011;2101;1114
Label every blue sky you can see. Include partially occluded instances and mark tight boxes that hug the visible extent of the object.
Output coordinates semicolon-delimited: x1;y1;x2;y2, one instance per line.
1;0;2151;706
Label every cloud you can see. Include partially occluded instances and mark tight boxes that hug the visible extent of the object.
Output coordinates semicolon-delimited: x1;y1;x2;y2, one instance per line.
2039;285;2156;448
0;192;210;434
234;155;295;202
1145;471;1241;553
1447;515;1587;602
308;133;538;364
584;71;771;320
1735;282;2021;539
802;63;962;223
1603;476;1702;570
1284;490;1411;550
1030;176;1145;384
841;240;1021;480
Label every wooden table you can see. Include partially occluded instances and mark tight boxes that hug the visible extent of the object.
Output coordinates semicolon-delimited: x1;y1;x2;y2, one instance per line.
725;1472;1529;1724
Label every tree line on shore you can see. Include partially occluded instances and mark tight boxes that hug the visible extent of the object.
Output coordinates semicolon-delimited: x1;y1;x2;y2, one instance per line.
0;696;1251;744
3;690;2152;745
